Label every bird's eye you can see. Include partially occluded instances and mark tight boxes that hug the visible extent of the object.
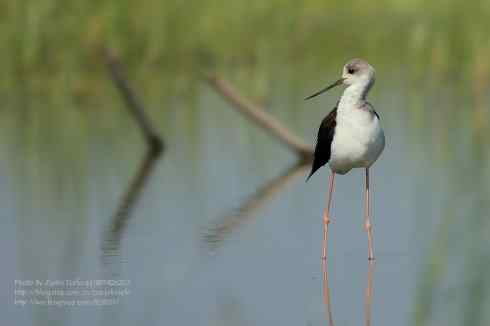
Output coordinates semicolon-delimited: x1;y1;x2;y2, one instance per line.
347;68;355;74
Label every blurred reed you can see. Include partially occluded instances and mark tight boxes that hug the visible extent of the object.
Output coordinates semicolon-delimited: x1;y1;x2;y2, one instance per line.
2;0;490;95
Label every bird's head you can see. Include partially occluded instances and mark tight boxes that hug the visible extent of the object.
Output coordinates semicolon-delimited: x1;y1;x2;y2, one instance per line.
305;58;375;100
341;58;375;87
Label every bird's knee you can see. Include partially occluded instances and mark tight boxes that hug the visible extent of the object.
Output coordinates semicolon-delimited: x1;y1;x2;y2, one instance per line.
323;213;331;225
364;222;372;232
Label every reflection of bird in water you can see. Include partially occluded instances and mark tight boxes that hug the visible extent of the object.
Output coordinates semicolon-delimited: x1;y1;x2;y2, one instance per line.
305;59;385;260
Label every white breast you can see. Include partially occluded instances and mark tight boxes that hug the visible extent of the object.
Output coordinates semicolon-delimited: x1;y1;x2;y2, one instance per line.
329;104;385;174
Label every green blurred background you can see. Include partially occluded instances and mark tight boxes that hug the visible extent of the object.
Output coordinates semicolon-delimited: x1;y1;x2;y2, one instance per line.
4;0;490;89
3;1;490;326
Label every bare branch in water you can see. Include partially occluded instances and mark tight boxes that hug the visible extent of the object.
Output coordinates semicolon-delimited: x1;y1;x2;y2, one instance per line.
103;47;164;152
206;74;314;160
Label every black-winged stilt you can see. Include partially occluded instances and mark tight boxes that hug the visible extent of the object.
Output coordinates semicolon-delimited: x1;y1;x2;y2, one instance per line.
305;58;385;260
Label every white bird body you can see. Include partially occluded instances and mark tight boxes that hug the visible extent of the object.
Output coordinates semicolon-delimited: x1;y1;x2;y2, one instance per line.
330;84;385;174
305;59;385;177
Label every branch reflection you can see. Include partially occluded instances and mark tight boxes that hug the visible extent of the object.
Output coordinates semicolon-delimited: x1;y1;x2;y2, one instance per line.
203;161;310;251
103;146;163;260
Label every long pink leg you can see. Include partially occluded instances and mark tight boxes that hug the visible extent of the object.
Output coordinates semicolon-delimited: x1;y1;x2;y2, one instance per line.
364;260;375;326
321;258;335;326
364;168;375;260
322;172;335;260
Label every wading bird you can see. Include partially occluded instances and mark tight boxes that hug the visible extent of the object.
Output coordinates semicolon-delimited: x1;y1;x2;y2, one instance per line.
305;59;385;260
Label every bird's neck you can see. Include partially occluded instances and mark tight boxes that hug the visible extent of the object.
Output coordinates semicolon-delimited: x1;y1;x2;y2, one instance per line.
339;80;373;110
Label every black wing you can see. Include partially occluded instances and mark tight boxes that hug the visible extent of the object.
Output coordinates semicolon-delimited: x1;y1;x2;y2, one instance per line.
306;106;337;181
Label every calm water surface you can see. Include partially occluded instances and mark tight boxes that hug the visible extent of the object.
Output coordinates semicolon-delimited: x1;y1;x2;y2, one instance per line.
3;68;490;325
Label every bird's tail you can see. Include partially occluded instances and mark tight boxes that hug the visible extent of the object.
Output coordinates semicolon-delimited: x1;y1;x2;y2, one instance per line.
305;161;322;182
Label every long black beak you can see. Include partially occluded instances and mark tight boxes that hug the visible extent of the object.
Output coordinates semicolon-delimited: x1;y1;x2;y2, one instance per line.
304;78;345;100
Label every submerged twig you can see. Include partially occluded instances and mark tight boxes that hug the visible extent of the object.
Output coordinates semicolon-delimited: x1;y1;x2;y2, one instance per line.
104;47;164;152
206;74;314;160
